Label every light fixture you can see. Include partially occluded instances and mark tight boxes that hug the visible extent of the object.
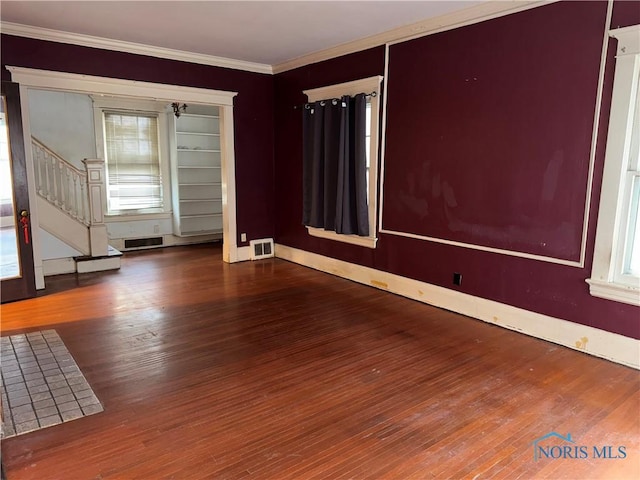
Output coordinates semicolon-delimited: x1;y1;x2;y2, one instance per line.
171;102;187;117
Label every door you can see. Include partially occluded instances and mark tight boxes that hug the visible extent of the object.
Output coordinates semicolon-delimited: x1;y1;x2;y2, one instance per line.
1;81;35;303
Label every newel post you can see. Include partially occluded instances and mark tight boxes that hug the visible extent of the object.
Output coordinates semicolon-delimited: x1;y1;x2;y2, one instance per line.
82;158;108;257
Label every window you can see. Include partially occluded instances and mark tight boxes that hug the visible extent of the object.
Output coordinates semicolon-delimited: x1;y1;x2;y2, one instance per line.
93;97;170;216
303;75;383;248
103;112;162;212
587;25;640;305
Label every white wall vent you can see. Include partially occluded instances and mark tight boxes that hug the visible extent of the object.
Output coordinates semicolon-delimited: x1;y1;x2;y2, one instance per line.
250;238;274;260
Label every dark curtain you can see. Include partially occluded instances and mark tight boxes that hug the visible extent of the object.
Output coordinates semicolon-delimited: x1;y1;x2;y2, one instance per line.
302;93;369;236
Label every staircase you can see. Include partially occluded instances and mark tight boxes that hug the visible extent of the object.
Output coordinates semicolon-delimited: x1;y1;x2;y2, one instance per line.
32;138;121;274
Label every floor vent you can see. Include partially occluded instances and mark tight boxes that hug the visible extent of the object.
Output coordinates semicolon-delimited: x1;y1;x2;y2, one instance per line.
124;237;163;249
250;238;274;260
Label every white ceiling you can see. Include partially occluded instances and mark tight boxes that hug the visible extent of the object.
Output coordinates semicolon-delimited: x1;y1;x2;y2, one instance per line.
0;1;482;67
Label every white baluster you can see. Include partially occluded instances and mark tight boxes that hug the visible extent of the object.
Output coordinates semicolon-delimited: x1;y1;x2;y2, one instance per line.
81;176;89;225
70;171;78;220
45;152;53;202
33;145;41;196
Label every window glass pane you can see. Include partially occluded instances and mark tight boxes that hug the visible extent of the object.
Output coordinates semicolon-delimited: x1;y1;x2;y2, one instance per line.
624;175;640;276
104;112;162;212
623;77;640;276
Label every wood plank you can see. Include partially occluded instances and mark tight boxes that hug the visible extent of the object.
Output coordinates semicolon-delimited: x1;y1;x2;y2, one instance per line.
1;244;638;479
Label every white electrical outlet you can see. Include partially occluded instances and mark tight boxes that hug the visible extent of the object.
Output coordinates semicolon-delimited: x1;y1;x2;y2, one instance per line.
241;233;247;242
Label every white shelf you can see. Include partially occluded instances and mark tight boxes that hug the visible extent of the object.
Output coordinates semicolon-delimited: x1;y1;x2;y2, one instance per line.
176;149;220;153
170;109;223;237
176;131;221;136
178;165;220;169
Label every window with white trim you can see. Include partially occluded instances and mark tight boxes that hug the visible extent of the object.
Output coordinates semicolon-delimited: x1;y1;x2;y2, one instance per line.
587;25;640;305
303;75;383;249
93;97;170;216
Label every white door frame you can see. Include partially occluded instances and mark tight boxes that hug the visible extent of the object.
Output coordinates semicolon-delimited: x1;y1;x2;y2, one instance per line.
6;65;242;289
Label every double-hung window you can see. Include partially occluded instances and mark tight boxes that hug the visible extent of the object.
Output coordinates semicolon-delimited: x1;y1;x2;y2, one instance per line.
303;75;383;248
588;25;640;305
93;97;170;216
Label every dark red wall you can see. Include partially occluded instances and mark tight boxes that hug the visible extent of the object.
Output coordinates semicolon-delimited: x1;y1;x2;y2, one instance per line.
0;35;275;245
274;0;640;339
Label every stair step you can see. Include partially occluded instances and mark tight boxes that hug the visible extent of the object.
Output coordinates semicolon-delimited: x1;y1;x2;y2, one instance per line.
74;245;123;262
74;246;122;274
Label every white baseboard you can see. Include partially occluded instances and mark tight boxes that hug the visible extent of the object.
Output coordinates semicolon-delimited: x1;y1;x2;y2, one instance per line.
236;245;252;262
76;256;121;273
275;244;640;369
42;255;121;276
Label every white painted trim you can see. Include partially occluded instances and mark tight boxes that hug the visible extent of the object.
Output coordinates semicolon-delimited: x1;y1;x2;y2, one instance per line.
307;227;377;249
104;212;172;223
611;25;640;55
76;256;121;274
379;228;582;267
587;24;640;305
219;104;238;264
236;245;252;262
303;76;384;101
16;84;45;290
1;22;272;75
378;44;391;234
586;278;640;306
578;0;615;268
273;1;551;74
6;67;238;106
42;257;76;277
7;67;243;275
275;244;640;369
377;1;613;268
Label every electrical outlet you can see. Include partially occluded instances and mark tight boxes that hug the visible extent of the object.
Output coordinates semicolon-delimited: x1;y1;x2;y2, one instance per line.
453;272;463;286
241;233;247;242
153;224;160;234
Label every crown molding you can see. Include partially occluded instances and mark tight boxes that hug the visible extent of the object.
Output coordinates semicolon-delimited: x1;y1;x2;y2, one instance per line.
0;21;273;75
272;0;554;74
1;1;555;77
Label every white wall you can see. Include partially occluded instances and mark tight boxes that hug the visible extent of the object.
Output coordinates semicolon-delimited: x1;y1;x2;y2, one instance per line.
28;89;96;169
39;228;82;259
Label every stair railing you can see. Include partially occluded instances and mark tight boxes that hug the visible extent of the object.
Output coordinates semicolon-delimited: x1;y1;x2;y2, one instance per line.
32;137;91;225
32;138;108;256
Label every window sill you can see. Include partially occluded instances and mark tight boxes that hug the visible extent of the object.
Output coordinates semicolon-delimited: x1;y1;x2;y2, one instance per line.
586;278;640;306
307;227;377;249
105;212;171;222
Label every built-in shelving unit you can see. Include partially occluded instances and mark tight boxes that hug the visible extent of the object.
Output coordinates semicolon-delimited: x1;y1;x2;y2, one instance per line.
169;106;223;237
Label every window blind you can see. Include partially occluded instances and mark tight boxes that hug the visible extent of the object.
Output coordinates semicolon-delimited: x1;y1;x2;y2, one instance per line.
104;112;162;212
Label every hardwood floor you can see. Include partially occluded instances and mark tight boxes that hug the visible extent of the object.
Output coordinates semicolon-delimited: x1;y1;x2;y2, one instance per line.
1;243;638;479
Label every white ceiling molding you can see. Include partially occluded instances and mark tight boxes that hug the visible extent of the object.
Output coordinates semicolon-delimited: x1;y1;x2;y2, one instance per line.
273;0;553;74
6;66;238;106
1;21;273;75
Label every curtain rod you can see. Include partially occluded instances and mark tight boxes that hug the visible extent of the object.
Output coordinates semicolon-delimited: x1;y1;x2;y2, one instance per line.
294;91;377;109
